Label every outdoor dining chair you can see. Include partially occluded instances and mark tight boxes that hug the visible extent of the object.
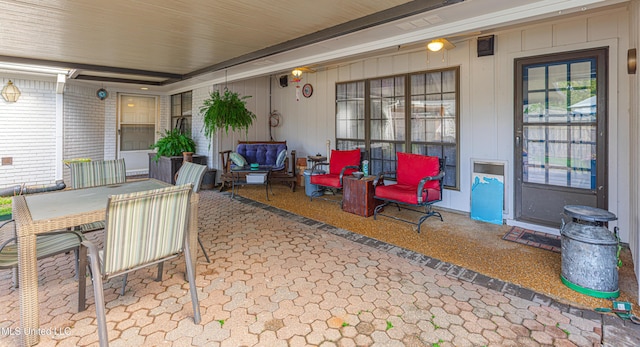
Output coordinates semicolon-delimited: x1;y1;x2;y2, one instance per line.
0;220;85;291
81;184;200;347
174;162;210;262
69;158;127;189
119;161;209;294
118;161;209;295
69;158;127;233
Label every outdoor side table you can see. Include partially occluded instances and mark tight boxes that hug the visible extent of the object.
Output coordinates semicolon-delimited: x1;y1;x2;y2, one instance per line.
230;166;272;200
343;176;380;217
307;155;327;170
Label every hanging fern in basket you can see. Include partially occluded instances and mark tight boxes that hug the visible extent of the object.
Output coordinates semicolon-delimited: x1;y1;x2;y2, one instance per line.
200;89;257;139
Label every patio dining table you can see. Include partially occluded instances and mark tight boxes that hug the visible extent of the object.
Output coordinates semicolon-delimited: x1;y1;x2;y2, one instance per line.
12;179;199;346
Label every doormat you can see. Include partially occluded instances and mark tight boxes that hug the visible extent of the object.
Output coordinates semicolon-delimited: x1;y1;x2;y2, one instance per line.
502;226;561;253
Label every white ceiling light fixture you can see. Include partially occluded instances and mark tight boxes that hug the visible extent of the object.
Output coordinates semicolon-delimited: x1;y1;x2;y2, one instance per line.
427;40;444;52
1;80;21;102
291;69;303;81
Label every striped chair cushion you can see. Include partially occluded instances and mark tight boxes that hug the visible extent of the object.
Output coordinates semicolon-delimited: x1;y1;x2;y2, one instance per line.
76;221;106;233
70;159;126;189
0;231;84;269
175;162;207;193
101;184;193;277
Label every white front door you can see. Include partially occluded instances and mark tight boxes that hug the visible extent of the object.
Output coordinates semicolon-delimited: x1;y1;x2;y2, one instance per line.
117;94;158;175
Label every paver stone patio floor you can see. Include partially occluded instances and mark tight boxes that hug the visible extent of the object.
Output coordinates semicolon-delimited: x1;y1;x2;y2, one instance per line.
0;188;638;346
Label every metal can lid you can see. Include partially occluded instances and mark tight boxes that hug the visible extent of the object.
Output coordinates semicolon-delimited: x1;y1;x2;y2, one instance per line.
561;222;618;245
564;205;617;223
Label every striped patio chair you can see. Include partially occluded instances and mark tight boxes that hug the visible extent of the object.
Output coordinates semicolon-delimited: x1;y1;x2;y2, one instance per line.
69;159;127;232
0;220;85;294
69;158;126;189
119;161;209;295
81;184;200;347
175;162;210;262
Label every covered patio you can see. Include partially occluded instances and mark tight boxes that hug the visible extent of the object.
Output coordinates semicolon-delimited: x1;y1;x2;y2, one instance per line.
0;186;638;346
1;0;640;345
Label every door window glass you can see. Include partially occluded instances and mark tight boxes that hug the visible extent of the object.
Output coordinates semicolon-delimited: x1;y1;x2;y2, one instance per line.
522;58;597;189
120;96;156;151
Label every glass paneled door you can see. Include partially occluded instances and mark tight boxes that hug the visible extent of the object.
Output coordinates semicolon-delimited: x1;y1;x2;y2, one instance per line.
118;94;158;175
514;48;607;227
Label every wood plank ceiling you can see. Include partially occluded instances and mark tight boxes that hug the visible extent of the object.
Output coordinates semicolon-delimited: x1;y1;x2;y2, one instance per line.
0;0;627;89
0;0;450;85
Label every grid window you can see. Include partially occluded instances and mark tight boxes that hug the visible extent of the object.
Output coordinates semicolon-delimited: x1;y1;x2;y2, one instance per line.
333;68;459;189
336;81;365;152
171;91;193;135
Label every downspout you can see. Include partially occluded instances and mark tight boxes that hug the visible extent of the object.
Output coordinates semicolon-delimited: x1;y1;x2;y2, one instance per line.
55;73;65;181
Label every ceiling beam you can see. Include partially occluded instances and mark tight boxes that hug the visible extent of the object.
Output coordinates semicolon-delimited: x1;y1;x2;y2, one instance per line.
182;0;463;79
0;0;462;86
0;55;182;79
73;74;165;86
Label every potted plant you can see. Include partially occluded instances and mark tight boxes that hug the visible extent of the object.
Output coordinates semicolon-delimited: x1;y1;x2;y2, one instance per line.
148;128;200;184
150;128;196;162
200;89;257;139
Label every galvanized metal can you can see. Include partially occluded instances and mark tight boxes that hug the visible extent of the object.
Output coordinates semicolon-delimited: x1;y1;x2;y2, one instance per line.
560;205;619;298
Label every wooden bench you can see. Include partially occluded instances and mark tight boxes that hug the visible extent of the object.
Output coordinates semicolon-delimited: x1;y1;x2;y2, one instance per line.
219;141;297;192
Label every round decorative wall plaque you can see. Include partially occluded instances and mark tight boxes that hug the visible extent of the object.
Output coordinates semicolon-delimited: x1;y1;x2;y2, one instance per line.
302;84;313;98
96;88;109;100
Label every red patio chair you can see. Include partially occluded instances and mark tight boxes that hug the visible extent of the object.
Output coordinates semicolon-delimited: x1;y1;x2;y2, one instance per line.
309;149;361;204
373;152;445;233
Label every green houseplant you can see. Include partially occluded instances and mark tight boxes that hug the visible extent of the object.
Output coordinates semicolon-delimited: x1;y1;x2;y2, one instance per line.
150;128;196;162
200;89;257;139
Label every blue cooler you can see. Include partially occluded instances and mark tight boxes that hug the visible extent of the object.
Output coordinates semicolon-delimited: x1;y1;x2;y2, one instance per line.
304;169;325;197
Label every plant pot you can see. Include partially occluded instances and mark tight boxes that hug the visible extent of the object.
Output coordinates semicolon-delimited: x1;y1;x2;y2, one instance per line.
149;153;206;184
183;152;194;163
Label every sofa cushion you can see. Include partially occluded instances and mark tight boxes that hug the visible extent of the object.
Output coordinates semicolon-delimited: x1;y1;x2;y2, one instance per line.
276;149;287;167
229;152;247;167
375;183;441;204
329;149;360;175
236;143;287;168
310;173;342;188
397;152;440;190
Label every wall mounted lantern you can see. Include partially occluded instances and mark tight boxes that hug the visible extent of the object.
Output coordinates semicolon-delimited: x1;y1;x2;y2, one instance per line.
1;80;21;102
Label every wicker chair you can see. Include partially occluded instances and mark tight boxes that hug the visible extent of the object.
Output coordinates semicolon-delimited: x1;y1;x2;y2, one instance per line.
81;184;200;347
373;152;445;233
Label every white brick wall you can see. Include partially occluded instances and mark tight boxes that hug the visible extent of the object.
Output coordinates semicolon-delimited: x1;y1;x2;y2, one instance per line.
0;79;174;189
192;85;215;168
62;84;106;183
0;78;58;189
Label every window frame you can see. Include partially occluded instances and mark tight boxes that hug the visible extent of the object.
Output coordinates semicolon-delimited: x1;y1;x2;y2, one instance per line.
335;67;460;190
171;91;193;135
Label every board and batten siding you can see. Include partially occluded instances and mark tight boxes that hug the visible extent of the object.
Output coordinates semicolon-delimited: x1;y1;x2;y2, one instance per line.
267;7;631;243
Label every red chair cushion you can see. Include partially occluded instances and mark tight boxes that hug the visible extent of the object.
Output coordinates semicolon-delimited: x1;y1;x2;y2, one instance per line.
397;152;440;190
329;149;360;175
310;173;342;188
375;184;441;205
